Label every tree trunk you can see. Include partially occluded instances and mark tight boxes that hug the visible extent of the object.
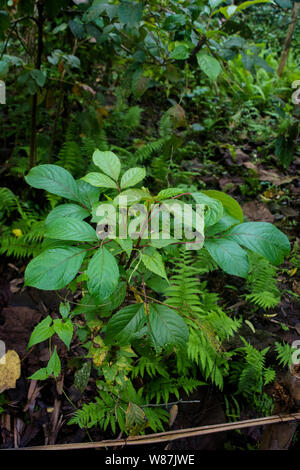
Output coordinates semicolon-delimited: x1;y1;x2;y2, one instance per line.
29;1;44;170
277;2;300;77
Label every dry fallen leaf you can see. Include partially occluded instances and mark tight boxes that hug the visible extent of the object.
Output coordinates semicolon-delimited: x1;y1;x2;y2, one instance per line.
0;350;21;393
242;201;274;223
168;404;178;427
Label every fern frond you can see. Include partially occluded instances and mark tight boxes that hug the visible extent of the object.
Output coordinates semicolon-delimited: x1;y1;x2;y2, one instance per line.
0;187;17;215
274;341;294;368
166;247;241;388
143;407;169;432
131;356;169;379
245;253;280;310
57;140;83;176
145;376;205;404
245;292;280;309
134;138;166;162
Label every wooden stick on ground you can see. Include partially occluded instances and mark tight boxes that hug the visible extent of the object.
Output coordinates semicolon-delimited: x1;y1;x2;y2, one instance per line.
13;412;300;451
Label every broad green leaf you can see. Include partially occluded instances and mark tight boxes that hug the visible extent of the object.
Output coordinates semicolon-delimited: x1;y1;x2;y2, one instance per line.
87;247;119;303
132;70;149;98
156;188;185;200
92;150;121;181
236;0;271;12
161;199;205;238
196;53;222;81
105;304;146;345
47;347;61;377
24;247;86;290
146;276;170;294
68;19;85;39
25;164;80;202
163;14;186;31
115;238;133;257
100;282;127;316
149;304;189;351
81;172;118;189
120;167;146;189
46;204;90;224
150;236;178;249
30;69;46;87
114;189;150;206
170;44;190;60
205;238;249;277
117;1;143;26
274;0;292;7
28;316;54;349
202;190;243;223
209;0;226;9
141;250;168;280
77;179;100;210
224;222;290;265
45;217;98;242
53;318;74;349
205;212;240;236
191;192;223;227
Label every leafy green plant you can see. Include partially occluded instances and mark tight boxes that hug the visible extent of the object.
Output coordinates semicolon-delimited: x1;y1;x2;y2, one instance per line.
22;149;291;434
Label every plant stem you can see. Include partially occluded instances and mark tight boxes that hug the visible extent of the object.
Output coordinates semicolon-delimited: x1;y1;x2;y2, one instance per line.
29;0;44;170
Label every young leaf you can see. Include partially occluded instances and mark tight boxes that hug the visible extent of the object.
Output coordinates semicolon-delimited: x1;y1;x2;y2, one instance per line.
224;222;290;265
115;238;133;257
59;302;70;319
24;247;86;290
196;53;222;81
81;173;118;189
205;238;249;277
53;318;74;349
114;189;150;206
28;368;49;381
105;304;146;345
47;347;61;377
202;190;243;223
149;304;189;351
87;247;119;303
92;150;121;181
25;164;80;202
120;167;146;189
141;250;168;280
28;316;54;349
156;188;185;200
45;217;98;242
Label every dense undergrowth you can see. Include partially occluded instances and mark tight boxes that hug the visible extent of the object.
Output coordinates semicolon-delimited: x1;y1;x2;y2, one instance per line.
0;0;299;449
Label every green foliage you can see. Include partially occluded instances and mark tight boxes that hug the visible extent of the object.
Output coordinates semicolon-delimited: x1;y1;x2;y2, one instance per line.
0;0;297;441
165;248;241;388
229;337;275;414
274;341;295;368
245;253;281;310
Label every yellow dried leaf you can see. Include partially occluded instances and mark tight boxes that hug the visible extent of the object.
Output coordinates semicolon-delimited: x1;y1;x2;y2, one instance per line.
289;267;297;277
12;229;22;238
0;350;21;393
92;349;107;367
